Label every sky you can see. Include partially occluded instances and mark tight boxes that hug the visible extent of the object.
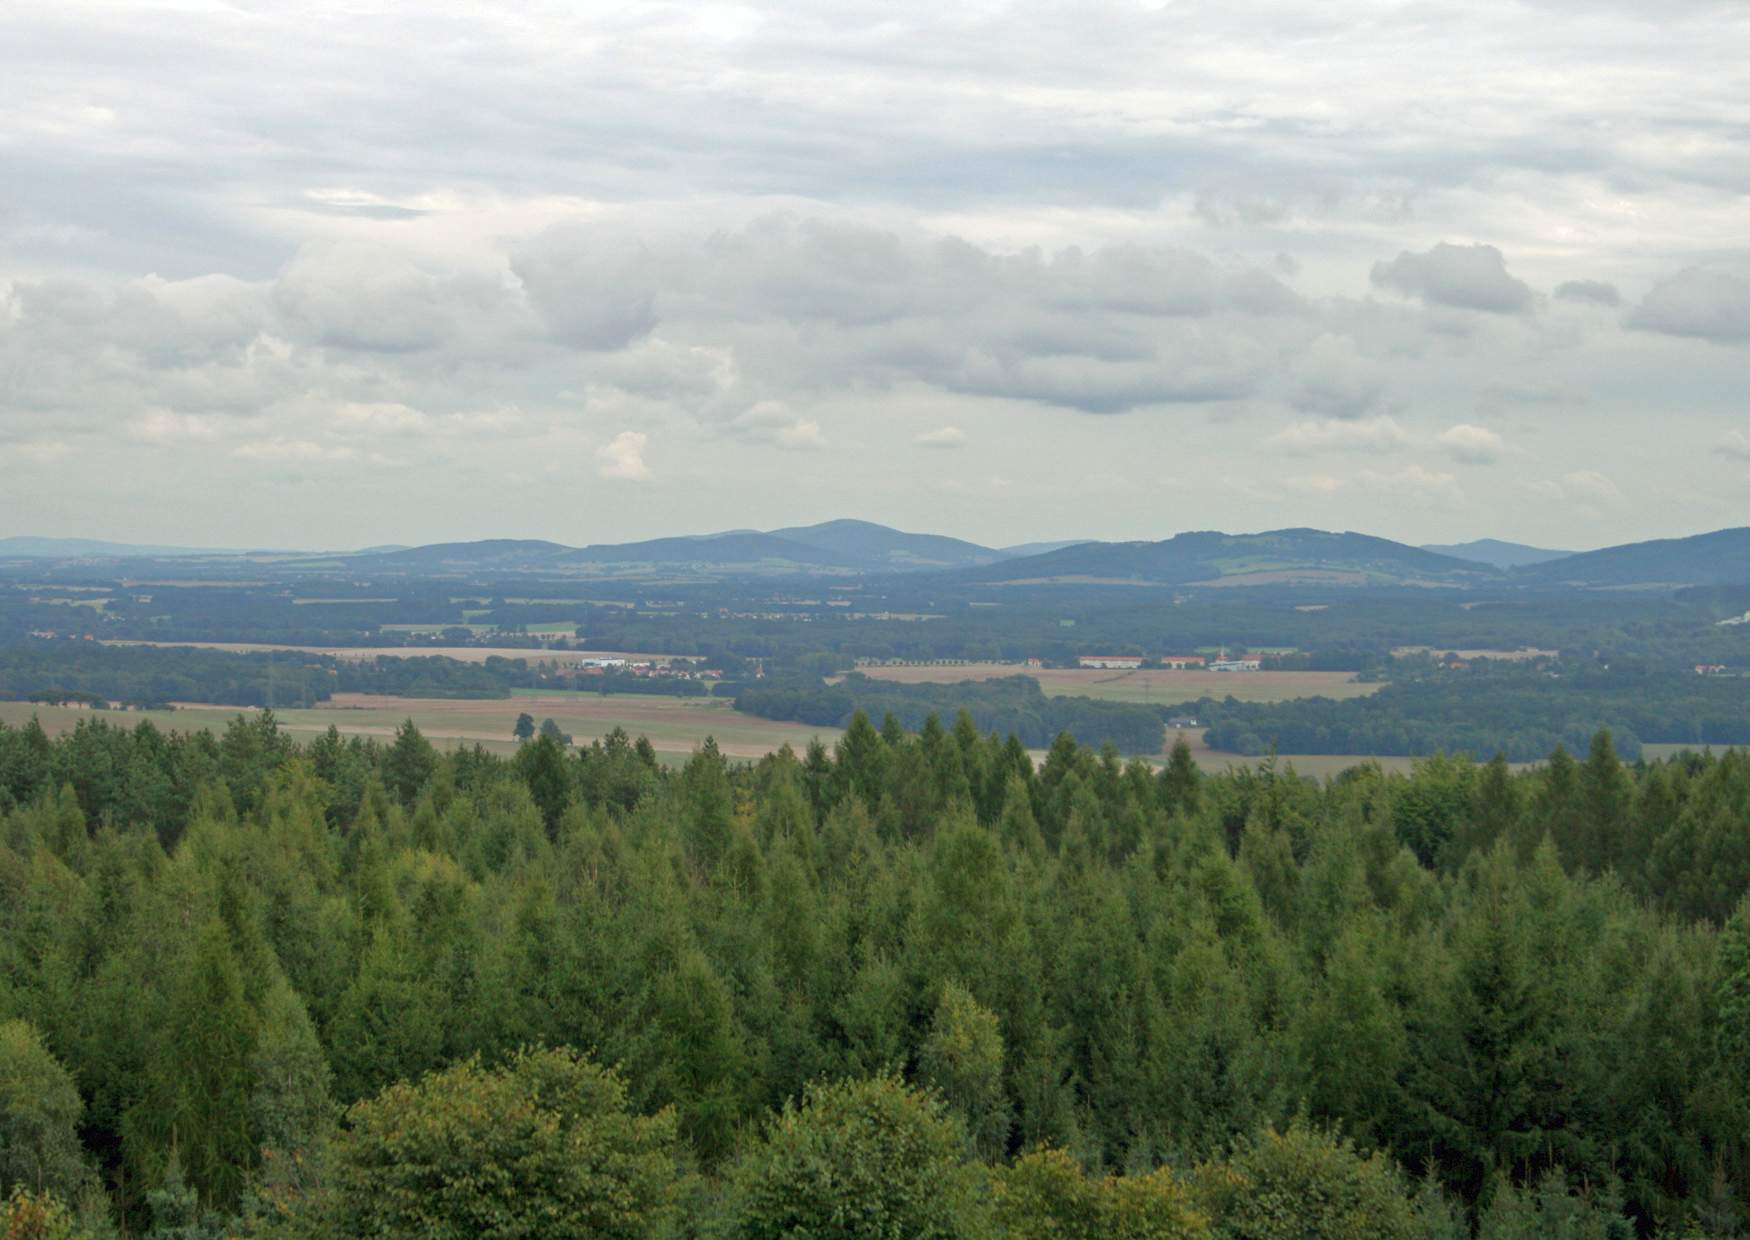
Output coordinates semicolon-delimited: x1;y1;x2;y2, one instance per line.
1;0;1747;551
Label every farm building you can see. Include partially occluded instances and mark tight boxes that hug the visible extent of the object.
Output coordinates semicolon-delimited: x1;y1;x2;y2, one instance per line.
1158;655;1206;669
1079;655;1144;669
1210;656;1263;672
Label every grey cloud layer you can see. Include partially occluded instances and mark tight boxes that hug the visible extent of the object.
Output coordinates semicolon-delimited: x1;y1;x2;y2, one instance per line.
2;1;1748;546
2;215;1743;451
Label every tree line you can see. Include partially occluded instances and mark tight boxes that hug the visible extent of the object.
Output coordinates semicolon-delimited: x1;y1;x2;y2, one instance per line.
1192;663;1750;761
0;643;740;711
1;710;1749;1235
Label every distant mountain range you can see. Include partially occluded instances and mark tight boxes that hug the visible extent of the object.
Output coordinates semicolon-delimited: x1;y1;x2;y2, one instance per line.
960;528;1495;587
0;536;247;559
1513;526;1750;587
350;520;1004;574
6;523;1750;588
1420;539;1575;569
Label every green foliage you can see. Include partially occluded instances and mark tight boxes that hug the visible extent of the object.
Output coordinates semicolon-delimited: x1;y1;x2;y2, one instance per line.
1476;1170;1636;1239
717;1075;985;1238
993;1148;1210;1238
918;982;1011;1160
0;715;1746;1234
1192;1121;1419;1239
0;1186;94;1240
0;1021;88;1201
313;1048;682;1239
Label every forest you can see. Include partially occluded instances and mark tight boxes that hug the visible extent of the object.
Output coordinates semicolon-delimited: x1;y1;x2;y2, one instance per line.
2;707;1749;1236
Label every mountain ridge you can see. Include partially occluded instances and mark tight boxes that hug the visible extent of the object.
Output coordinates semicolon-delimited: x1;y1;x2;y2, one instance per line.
1422;538;1575;569
959;528;1497;587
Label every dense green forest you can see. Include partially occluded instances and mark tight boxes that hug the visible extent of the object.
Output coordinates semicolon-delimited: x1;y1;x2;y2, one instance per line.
735;673;1166;753
1194;664;1750;761
2;707;1750;1236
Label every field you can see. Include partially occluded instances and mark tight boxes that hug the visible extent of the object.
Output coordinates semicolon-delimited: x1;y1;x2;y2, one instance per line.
100;639;682;665
1159;727;1421;777
0;692;837;763
854;664;1382;705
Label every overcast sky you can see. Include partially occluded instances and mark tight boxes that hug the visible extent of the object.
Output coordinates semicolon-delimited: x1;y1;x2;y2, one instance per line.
2;0;1747;551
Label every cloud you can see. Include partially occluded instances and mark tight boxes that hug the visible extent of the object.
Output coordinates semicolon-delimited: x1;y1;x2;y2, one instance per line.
1370;243;1533;313
1289;335;1385;418
527;216;1310;415
914;426;968;449
1628;267;1750;342
724;402;827;450
595;430;652;480
272;242;524;353
233;438;356;463
1357;464;1466;509
1436;423;1505;465
1266;416;1408;456
1554;279;1620;307
508;226;660;351
1525;470;1620;502
1716;430;1750;462
1280;463;1465;509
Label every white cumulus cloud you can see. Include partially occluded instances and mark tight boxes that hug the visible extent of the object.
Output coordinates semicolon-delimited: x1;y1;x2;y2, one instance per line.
915;426;968;449
1266;416;1408;456
1715;430;1750;462
1525;470;1620;503
596;430;652;480
1436;424;1505;465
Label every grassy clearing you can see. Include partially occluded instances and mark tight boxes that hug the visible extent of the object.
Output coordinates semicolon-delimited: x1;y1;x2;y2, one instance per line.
1158;727;1421;777
855;664;1381;705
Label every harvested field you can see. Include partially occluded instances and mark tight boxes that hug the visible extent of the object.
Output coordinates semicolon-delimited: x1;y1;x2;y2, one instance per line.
854;663;1382;705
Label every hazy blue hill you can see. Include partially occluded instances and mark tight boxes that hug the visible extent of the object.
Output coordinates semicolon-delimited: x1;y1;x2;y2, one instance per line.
1000;539;1094;558
354;539;572;570
0;536;243;558
560;531;848;568
1422;538;1574;568
1516;527;1750;586
965;528;1497;586
768;519;1001;568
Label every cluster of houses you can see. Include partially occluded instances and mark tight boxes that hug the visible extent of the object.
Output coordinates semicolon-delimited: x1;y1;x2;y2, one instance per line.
569;657;724;680
1077;653;1263;672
